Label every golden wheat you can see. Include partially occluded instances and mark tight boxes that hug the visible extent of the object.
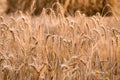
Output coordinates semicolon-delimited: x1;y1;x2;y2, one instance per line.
0;0;120;80
0;8;120;80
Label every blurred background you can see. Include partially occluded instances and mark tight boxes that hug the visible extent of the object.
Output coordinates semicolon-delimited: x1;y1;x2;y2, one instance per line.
0;0;120;16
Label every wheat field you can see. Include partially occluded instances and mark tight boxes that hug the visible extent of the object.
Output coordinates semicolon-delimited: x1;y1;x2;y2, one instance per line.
0;0;120;80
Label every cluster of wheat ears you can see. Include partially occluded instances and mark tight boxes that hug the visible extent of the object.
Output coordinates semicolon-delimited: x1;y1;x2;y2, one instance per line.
0;1;120;80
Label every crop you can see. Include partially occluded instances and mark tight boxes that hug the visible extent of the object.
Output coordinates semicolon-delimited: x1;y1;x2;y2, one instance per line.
0;0;120;80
